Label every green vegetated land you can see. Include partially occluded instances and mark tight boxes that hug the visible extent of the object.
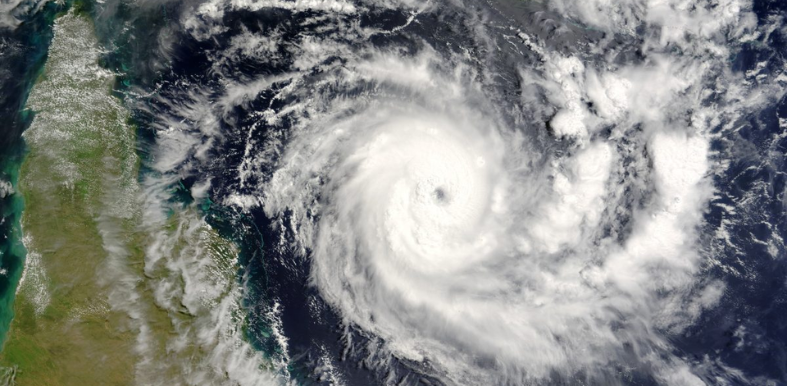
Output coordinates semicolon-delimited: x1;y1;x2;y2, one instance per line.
0;8;267;386
0;10;139;385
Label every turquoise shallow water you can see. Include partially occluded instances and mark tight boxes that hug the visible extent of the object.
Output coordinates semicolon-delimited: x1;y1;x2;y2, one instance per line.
0;1;63;349
0;152;26;350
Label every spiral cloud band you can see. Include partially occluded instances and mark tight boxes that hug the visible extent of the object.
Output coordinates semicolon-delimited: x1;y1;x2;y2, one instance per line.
128;0;787;383
259;50;712;384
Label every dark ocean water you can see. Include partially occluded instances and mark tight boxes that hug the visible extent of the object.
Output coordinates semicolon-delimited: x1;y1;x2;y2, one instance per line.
112;1;785;384
1;0;786;385
678;1;787;381
98;5;449;382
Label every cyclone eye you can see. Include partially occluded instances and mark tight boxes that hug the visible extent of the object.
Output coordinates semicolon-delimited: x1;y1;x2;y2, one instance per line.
433;187;448;204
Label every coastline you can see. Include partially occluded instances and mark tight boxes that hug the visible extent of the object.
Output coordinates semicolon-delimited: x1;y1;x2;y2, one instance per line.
0;9;139;384
0;0;63;356
0;6;285;385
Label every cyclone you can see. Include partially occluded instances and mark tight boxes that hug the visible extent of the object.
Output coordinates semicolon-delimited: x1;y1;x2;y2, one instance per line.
156;0;786;380
258;41;712;384
1;0;779;384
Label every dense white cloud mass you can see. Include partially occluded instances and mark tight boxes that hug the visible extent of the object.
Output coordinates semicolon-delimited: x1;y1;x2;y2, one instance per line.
0;0;48;29
256;48;715;383
120;0;787;383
